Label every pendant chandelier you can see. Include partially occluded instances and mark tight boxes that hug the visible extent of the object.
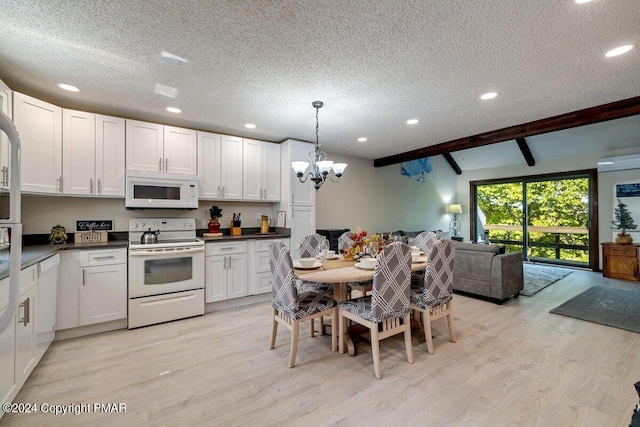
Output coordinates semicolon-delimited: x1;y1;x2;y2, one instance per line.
291;101;347;190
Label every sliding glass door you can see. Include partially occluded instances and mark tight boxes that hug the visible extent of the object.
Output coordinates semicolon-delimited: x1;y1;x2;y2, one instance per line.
472;171;597;269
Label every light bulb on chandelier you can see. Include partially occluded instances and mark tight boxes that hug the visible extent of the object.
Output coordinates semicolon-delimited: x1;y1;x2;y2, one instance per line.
291;101;348;190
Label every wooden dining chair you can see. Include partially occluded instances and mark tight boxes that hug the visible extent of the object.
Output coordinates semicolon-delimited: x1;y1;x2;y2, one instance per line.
338;242;414;379
410;238;456;354
269;241;337;368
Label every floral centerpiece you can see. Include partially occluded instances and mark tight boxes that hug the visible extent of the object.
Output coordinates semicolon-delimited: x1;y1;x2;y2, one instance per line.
343;227;386;261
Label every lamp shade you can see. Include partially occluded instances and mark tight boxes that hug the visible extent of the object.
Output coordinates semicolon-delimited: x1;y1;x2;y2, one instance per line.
332;163;347;175
291;161;309;175
315;160;334;174
448;204;462;214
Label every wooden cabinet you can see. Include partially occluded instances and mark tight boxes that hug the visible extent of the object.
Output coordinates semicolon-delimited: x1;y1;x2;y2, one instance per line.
126;120;197;175
0;78;12;190
13;92;63;194
63;110;125;196
205;241;247;302
242;139;280;201
602;243;640;281
57;248;128;330
197;131;243;200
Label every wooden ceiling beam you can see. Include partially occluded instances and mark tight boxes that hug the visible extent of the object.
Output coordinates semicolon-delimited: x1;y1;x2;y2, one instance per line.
442;153;462;175
373;95;640;167
516;137;535;166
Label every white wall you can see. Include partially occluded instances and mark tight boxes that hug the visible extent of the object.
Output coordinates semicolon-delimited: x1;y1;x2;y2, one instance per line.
455;147;640;269
21;195;278;235
315;153;456;234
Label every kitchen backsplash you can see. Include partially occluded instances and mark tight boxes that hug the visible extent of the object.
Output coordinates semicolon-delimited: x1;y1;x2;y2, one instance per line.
21;195;280;235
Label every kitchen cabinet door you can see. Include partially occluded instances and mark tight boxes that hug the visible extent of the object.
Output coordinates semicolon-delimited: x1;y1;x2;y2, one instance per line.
262;142;281;201
220;135;243;199
0;303;16;406
14;92;62;194
56;251;82;330
35;256;58;363
242;138;262;200
164;125;197;175
198;131;222;199
0;79;12;191
15;286;37;390
80;263;127;325
95;114;125;196
227;254;248;299
62;109;96;195
290;206;315;258
126;119;164;172
289;140;315;206
205;255;227;302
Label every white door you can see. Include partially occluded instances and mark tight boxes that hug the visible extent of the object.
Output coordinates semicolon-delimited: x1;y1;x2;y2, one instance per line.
205;255;227;302
126;120;164;172
290;140;315;206
197;131;222;199
0;303;16;405
227;254;248;299
14;93;62;194
242;138;262;200
62;109;96;195
164;126;197;175
80;264;127;325
220;135;243;199
262;142;281;201
0;80;12;190
95;114;125;196
290;205;316;258
14;287;37;388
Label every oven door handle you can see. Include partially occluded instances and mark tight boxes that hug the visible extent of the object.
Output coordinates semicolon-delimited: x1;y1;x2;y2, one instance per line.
129;247;205;256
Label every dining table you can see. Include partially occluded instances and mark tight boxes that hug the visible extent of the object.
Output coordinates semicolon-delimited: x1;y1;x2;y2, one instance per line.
294;254;429;355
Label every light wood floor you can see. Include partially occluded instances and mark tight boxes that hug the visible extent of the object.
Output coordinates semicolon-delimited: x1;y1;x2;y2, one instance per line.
3;269;640;426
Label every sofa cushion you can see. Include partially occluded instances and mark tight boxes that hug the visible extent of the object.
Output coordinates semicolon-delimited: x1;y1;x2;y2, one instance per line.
453;241;505;254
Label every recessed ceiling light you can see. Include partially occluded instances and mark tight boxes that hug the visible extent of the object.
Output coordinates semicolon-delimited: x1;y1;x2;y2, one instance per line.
480;92;498;100
357;137;367;142
575;0;594;3
244;123;256;129
58;83;80;92
406;119;419;125
605;45;634;58
166;107;181;113
160;51;188;65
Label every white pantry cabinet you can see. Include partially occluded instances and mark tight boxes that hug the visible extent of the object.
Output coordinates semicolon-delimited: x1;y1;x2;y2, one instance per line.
63;110;125;196
13;92;63;194
205;241;247;302
0;78;12;190
57;248;127;330
126;120;197;175
197;131;243;200
242;138;280;201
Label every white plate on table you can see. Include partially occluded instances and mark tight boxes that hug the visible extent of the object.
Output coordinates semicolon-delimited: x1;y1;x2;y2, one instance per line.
293;260;322;269
354;262;376;270
317;254;341;260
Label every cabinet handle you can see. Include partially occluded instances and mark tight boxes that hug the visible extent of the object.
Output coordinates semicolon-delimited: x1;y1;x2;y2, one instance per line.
93;256;115;260
165;158;168;171
159;158;162;171
58;176;63;192
228;256;232;269
1;167;6;186
222;186;225;198
223;256;227;270
82;269;86;286
19;298;29;326
291;194;294;204
98;179;102;194
90;178;94;194
220;247;234;250
217;185;220;197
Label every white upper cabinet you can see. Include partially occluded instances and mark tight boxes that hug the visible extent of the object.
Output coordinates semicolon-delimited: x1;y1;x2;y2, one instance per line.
13;92;63;194
63;110;125;197
279;139;315;207
0;79;13;190
126;120;197;175
197;131;243;200
242;139;280;201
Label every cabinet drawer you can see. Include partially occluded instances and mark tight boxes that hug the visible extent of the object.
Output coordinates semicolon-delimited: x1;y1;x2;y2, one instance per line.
604;244;638;257
206;241;247;256
255;238;289;253
78;248;126;266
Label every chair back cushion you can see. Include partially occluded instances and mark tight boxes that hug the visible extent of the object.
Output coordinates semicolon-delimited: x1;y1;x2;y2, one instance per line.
371;241;412;320
416;231;439;252
423;238;455;308
337;232;354;252
269;241;298;313
298;233;326;258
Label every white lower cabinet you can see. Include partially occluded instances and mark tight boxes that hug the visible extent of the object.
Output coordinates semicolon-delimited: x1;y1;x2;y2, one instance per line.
0;303;16;406
205;241;247;302
249;238;289;295
15;285;37;390
57;248;127;330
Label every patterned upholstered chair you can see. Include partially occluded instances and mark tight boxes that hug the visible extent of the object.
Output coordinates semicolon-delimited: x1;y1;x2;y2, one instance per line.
337;231;354;253
268;241;338;368
410;238;456;354
338;242;414;379
411;231;440;288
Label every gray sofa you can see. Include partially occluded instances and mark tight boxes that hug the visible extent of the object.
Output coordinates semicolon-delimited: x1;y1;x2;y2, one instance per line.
452;242;523;301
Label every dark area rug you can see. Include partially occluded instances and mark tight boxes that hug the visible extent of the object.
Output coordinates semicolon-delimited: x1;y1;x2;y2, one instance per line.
550;285;640;333
520;263;573;296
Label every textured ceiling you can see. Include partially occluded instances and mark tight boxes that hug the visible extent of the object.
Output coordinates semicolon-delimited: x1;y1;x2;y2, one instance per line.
0;0;638;163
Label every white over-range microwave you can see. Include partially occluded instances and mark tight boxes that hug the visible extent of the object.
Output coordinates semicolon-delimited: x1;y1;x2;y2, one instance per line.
125;171;198;209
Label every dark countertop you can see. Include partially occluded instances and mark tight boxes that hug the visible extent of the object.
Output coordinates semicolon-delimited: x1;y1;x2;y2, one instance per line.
201;231;291;242
0;240;129;281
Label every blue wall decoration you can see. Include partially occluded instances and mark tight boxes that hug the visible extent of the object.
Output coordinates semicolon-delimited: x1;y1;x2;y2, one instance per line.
401;157;433;182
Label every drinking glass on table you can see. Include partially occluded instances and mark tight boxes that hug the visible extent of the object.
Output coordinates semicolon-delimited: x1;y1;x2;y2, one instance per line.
407;236;416;248
367;241;379;257
318;238;329;263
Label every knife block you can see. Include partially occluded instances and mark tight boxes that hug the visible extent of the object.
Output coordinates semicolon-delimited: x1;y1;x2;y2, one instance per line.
230;221;242;236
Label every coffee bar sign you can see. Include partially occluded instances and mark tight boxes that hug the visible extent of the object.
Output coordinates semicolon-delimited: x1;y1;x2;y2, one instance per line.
75;220;114;232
